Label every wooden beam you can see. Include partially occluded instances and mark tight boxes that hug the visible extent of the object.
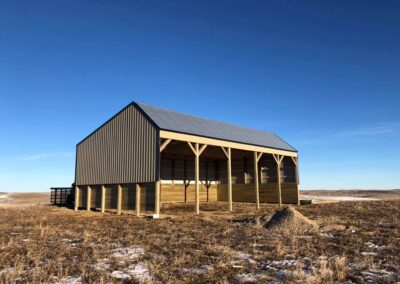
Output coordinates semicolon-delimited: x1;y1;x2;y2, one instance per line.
155;181;160;215
227;147;232;212
198;144;208;156
136;184;141;217
160;139;172;152
195;143;200;214
117;185;122;215
257;152;263;162
160;130;298;157
101;185;106;213
295;155;300;205
291;156;297;166
254;152;260;210
187;142;196;156
220;146;229;159
74;186;80;211
275;156;282;207
87;185;91;211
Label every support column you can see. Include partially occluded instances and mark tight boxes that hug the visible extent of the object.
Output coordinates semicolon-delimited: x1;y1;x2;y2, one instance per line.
292;156;300;206
87;185;91;211
188;142;207;215
101;185;106;213
195;143;200;215
155;181;160;216
136;184;141;217
273;154;284;208
221;146;232;212
254;152;260;210
117;185;122;215
74;186;80;211
227;147;232;212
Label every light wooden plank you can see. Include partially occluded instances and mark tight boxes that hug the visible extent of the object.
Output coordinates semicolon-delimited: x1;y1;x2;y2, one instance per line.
101;185;106;213
136;183;141;216
160;130;298;157
160;139;172;152
74;186;80;211
117;185;122;215
254;152;260;210
87;185;91;211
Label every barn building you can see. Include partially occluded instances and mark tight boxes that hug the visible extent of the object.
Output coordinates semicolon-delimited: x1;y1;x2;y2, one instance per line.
74;102;299;216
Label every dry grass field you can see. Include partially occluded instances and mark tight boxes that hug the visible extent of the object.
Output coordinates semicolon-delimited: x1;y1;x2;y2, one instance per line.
0;198;399;283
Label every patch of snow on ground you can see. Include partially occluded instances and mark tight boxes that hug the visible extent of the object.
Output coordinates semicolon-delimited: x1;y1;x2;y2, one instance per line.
361;269;398;283
61;276;83;284
127;263;152;282
234;252;256;264
92;260;111;271
112;246;144;260
110;263;152;282
110;270;131;280
366;242;385;249
182;267;208;274
237;273;258;282
0;267;15;276
319;233;335;238
361;252;378;256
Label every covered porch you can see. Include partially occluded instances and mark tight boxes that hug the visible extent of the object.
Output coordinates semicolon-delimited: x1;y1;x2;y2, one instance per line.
157;130;299;215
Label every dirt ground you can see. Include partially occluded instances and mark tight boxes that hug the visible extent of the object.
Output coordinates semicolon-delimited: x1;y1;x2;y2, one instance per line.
0;200;399;283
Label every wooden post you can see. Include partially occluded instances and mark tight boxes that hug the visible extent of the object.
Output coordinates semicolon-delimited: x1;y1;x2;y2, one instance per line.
117;185;122;215
187;142;207;215
74;186;80;211
155;181;160;215
195;143;200;215
136;184;141;216
221;147;232;212
227;147;232;212
101;185;106;213
254;152;260;210
87;185;91;211
291;156;300;206
273;154;284;208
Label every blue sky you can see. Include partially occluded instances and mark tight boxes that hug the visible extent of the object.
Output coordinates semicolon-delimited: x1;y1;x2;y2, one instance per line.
0;1;399;192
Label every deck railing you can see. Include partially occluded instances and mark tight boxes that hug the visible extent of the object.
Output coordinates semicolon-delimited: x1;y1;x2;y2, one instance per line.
50;187;74;206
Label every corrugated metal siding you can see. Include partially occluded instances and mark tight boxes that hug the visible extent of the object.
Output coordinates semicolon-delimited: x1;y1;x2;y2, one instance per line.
75;105;158;185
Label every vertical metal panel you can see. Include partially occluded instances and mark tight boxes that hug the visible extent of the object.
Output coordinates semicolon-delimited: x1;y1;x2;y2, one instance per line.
75;105;158;185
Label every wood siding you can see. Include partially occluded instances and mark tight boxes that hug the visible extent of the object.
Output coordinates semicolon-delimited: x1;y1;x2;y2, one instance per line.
160;182;297;204
75;105;158;185
160;184;218;203
217;183;298;204
78;183;155;211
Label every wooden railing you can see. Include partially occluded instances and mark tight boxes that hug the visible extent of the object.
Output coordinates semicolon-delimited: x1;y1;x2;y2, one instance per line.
50;187;74;206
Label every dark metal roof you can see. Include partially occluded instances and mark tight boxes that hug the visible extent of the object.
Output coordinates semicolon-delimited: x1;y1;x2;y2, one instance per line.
136;102;297;152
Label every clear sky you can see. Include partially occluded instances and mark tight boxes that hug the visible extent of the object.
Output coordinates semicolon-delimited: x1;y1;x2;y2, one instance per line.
1;1;399;192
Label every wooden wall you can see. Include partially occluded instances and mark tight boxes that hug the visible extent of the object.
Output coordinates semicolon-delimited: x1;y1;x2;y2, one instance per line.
160;182;298;204
160;183;218;203
217;183;298;204
77;183;155;211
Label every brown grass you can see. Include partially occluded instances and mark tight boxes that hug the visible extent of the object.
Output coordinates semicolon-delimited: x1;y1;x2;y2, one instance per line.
0;201;399;283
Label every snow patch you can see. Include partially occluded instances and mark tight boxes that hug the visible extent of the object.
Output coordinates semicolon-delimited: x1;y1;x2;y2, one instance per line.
361;252;377;256
0;267;15;276
61;276;83;284
127;263;152;282
182;267;208;274
237;273;258;282
110;263;152;282
112;246;144;260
